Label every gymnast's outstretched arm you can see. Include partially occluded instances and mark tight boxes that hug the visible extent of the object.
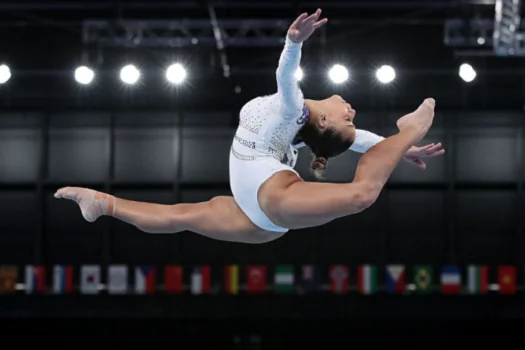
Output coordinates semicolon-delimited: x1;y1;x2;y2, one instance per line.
276;10;327;119
296;128;444;168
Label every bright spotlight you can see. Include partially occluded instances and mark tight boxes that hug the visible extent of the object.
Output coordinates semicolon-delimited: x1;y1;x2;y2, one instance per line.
376;65;396;84
0;64;11;84
295;67;303;81
75;66;94;85
459;63;476;83
166;63;187;84
328;64;348;84
120;64;140;85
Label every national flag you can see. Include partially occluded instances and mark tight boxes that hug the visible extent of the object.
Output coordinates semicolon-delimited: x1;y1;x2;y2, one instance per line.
164;265;183;294
80;265;100;294
0;265;18;294
441;265;461;294
299;265;319;294
357;265;378;294
330;265;349;294
274;265;294;294
107;265;128;294
191;266;211;294
246;265;267;294
467;265;488;294
25;265;46;294
385;265;405;294
53;265;73;294
224;265;239;295
413;265;433;293
498;265;516;294
135;266;156;294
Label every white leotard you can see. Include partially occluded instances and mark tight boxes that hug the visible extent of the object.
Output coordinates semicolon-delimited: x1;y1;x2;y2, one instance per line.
229;36;385;233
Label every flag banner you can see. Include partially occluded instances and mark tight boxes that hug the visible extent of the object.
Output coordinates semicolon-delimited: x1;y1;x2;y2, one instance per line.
0;265;18;294
191;266;211;294
467;265;488;294
25;265;46;294
299;265;319;294
441;265;461;294
274;265;294;294
224;265;239;295
80;265;100;294
164;265;183;294
108;265;128;294
498;265;516;294
357;265;378;294
385;265;405;294
135;266;156;294
53;265;73;294
246;265;267;294
413;265;433;293
330;265;349;294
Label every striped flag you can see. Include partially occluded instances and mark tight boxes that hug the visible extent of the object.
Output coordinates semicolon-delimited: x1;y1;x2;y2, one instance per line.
224;265;239;295
25;265;46;294
441;265;461;294
467;265;488;294
357;265;378;294
385;265;405;294
191;266;211;294
135;266;156;294
330;265;349;294
274;265;294;294
53;265;73;294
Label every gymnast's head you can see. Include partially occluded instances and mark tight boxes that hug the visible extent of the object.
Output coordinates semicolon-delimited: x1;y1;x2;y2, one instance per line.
300;95;356;179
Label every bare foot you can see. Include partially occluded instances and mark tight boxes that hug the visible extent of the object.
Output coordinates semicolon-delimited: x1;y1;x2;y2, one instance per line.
54;187;115;222
396;98;435;143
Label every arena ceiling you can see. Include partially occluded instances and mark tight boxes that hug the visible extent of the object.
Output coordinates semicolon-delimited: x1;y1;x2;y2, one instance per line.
0;0;523;110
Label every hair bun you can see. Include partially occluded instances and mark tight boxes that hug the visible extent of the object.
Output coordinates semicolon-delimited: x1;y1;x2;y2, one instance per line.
312;157;327;171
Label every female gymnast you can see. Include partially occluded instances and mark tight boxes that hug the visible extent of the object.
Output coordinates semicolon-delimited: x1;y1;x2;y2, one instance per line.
54;9;444;244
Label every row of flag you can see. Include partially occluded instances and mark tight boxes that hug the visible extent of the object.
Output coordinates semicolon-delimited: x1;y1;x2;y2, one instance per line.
0;264;519;295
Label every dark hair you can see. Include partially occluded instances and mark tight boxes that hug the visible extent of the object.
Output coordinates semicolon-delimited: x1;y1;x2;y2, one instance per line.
297;120;354;179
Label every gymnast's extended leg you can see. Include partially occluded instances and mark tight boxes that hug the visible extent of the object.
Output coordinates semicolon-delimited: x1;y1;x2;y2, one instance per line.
258;98;436;229
53;189;278;243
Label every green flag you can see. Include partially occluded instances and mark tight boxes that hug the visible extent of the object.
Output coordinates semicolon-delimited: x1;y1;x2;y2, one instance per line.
274;265;294;293
413;265;433;293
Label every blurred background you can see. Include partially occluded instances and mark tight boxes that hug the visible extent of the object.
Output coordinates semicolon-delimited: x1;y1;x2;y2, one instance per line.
0;0;524;346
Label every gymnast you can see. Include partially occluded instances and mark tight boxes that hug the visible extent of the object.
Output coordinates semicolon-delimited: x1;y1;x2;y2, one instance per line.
55;9;444;244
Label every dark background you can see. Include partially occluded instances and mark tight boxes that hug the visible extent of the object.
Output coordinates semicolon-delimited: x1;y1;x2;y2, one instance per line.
0;0;524;346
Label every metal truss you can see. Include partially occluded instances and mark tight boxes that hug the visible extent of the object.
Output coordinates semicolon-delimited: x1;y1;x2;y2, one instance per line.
493;0;522;55
0;1;494;11
82;19;297;48
444;16;525;56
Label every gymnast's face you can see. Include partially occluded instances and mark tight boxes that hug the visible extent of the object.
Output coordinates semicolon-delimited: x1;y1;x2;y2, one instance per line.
317;95;357;143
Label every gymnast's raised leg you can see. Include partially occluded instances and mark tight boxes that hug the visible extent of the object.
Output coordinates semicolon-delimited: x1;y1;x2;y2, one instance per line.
257;98;436;230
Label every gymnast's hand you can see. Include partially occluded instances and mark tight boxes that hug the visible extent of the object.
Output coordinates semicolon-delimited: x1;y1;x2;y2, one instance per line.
403;143;445;170
287;8;328;44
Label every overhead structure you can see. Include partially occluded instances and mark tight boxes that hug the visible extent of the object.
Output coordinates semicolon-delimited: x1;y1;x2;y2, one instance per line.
493;0;522;55
82;19;296;48
444;0;524;56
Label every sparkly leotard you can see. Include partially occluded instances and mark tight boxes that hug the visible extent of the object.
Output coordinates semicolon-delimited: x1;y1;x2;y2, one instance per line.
229;36;385;232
